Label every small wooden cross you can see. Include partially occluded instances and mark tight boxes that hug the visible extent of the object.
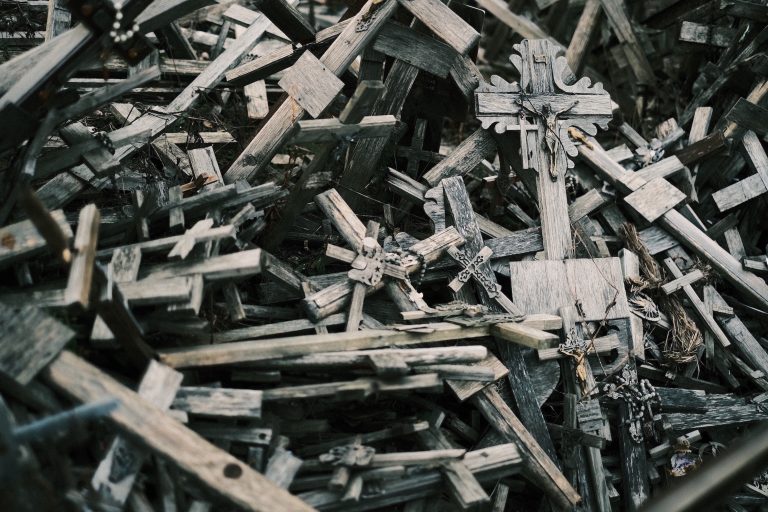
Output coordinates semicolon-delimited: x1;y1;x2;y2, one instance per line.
447;245;495;295
395;119;442;177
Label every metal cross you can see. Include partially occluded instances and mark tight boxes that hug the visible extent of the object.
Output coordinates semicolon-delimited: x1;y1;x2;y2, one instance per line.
474;39;613;181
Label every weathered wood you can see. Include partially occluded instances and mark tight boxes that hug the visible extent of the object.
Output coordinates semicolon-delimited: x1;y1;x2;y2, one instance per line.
0;209;72;269
244;80;269;120
159;323;490;368
624;177;686;223
265;447;303;489
680;21;737;47
712;131;768;211
417;427;490;510
0;302;74;385
422;129;496;186
224;0;399;183
491;322;559;349
566;0;601;73
45;352;314;511
579;139;768;311
471;387;581;509
599;0;655;84
173;387;262;419
91;361;183;505
64;204;100;308
509;258;630;321
661;268;704;295
395;0;479;55
710;287;768;378
337;59;420;208
261;80;385;251
278;52;345;118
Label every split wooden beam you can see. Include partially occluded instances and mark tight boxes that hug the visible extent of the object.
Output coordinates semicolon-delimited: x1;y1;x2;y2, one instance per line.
159;323;491;368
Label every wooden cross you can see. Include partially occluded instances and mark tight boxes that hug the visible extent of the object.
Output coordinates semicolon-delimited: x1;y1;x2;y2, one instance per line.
475;39;613;178
168;219;225;260
315;188;464;326
447;245;496;295
475;39;613;258
440;177;524;319
396;119;443;177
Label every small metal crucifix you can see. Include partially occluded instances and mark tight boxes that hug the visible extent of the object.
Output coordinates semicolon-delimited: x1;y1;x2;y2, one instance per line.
474;39;613;181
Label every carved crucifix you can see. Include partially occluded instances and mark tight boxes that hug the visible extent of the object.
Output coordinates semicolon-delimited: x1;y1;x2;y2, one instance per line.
316;189;459;330
475;39;613;259
326;219;408;331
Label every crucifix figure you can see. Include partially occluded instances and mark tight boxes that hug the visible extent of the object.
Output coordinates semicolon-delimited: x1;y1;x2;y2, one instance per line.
475;39;613;259
475;39;613;180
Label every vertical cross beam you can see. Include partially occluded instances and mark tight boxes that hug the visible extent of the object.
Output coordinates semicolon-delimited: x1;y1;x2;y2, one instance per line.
474;39;613;259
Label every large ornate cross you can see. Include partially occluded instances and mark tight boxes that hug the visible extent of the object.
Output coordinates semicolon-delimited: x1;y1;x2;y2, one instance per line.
475;39;613;259
475;39;613;180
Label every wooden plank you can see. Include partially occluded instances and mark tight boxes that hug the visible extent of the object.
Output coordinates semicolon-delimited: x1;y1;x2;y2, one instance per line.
290;115;397;143
599;0;655;85
44;351;315;512
173;387;263;419
474;0;549;40
64;204;100;308
0;209;72;269
422;129;496;186
509;258;630;321
623;177;686;223
159;323;490;368
471;387;581;509
372;23;457;78
396;0;479;55
278;52;345;118
661;268;704;294
244;80;269;120
446;354;509;401
680;21;737;47
491;322;559;349
566;0;601;73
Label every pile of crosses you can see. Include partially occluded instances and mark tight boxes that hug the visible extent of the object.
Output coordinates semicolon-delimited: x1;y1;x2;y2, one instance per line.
2;0;768;510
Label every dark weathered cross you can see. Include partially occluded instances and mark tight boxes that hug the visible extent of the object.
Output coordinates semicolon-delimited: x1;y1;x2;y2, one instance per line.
474;39;613;258
447;245;495;295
